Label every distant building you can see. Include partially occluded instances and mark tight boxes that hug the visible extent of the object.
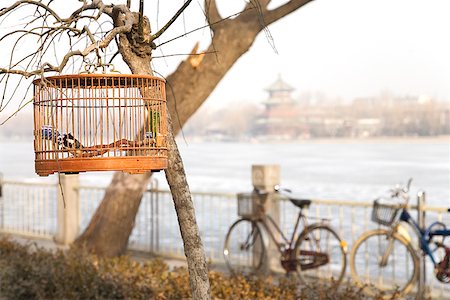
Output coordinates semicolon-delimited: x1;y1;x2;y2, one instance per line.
248;76;448;139
254;75;300;138
355;118;382;137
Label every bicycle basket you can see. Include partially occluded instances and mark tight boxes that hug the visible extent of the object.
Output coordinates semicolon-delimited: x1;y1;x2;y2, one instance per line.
371;198;401;226
237;192;264;219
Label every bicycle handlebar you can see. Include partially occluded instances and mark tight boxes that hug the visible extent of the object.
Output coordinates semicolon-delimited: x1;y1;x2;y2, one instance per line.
254;185;292;195
388;178;413;204
257;179;417;208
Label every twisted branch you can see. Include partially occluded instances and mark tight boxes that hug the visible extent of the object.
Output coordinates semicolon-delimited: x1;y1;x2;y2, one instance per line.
0;0;62;22
0;1;130;79
0;0;194;113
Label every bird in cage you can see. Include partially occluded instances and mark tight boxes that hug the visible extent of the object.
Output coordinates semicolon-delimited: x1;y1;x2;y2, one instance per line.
41;125;159;158
62;133;81;149
41;126;81;156
41;125;61;144
61;133;83;156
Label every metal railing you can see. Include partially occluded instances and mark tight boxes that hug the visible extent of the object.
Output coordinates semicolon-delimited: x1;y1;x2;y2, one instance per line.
0;180;57;239
0;179;449;297
78;182;237;262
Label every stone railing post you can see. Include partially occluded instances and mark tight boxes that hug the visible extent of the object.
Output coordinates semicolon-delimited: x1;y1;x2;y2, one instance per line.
251;164;281;273
54;174;80;245
417;191;429;299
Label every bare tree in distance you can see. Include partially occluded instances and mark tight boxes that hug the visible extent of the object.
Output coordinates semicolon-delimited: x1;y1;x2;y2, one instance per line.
0;0;314;298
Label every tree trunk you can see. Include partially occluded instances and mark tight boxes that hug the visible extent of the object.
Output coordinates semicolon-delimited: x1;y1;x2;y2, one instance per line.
165;112;210;299
75;11;211;299
74;172;150;256
76;0;313;280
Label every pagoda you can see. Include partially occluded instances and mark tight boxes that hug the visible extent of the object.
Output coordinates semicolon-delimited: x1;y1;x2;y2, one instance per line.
255;75;299;138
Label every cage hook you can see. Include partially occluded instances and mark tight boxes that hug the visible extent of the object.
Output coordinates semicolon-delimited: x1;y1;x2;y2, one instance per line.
81;60;120;74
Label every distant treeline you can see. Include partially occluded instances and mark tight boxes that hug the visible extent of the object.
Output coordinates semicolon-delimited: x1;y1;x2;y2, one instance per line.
2;97;449;140
184;97;450;139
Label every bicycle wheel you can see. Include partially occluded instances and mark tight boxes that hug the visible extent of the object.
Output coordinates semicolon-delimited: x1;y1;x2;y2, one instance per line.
223;218;265;275
294;224;347;288
349;229;419;298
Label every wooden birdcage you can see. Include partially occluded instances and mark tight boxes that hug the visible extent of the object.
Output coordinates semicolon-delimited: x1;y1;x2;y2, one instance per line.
33;74;168;176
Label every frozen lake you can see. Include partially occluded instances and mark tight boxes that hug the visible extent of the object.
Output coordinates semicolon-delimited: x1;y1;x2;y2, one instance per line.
1;138;449;205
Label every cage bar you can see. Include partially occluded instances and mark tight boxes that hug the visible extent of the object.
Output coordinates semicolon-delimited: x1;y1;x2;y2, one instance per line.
33;74;168;176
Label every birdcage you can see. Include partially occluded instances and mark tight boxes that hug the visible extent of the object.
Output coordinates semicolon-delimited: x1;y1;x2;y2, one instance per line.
33;74;168;176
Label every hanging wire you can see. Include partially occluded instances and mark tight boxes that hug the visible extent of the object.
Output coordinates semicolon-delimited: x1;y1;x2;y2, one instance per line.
0;172;3;197
155;8;255;48
153;70;187;145
248;0;277;54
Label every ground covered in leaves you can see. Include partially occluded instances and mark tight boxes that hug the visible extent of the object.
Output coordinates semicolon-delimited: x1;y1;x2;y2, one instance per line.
0;237;383;299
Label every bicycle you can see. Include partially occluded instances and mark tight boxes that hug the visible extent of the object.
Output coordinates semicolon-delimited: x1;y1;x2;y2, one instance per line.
223;186;348;288
349;178;450;298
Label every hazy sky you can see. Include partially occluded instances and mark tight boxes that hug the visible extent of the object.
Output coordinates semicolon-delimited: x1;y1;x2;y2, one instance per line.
150;0;450;108
1;0;449;117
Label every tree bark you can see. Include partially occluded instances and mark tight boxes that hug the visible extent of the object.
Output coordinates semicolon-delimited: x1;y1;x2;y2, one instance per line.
74;172;150;256
76;0;313;285
165;112;211;299
75;10;211;298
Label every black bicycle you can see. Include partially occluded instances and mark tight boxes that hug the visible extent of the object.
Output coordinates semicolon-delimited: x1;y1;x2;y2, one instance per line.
223;186;348;288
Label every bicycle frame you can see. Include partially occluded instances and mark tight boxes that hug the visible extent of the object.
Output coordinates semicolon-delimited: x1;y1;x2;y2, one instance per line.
394;208;450;268
254;208;334;273
256;208;308;254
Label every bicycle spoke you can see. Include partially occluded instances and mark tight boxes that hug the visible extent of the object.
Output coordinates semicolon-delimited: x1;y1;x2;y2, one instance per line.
350;229;418;298
224;219;265;275
295;225;346;288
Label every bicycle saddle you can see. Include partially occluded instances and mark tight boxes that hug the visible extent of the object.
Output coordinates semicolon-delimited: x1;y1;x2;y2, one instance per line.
289;197;311;209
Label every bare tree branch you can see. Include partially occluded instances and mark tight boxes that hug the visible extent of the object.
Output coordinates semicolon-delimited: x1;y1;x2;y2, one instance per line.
204;0;221;27
61;0;113;23
152;50;217;59
0;0;62;22
264;0;315;25
155;8;254;48
99;6;134;49
138;0;144;37
0;0;198;85
0;1;133;81
0;97;33;125
150;0;193;41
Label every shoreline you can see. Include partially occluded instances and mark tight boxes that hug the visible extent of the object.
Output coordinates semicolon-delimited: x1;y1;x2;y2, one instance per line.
2;135;450;145
287;135;450;144
176;135;450;144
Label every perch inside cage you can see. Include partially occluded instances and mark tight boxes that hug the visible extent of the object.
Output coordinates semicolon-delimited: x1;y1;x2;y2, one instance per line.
33;74;168;176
